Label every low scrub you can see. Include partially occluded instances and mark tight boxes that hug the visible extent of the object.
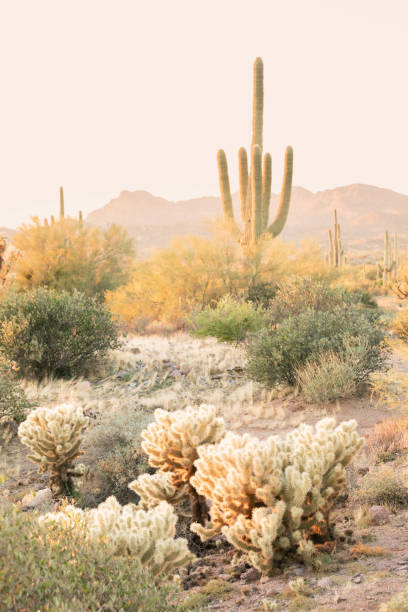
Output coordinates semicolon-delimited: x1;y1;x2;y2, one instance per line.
79;406;152;507
0;288;120;380
246;307;386;387
356;466;408;509
380;586;408;611
392;306;408;342
267;277;377;325
367;417;408;463
296;337;382;403
0;504;183;612
0;356;33;424
189;295;265;343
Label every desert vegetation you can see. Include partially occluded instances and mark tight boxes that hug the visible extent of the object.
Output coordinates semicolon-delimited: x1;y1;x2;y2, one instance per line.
2;56;408;612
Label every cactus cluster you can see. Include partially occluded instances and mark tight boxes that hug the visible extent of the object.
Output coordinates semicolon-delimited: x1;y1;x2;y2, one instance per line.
18;403;88;496
190;418;363;574
133;404;225;524
40;498;195;578
377;230;397;284
217;58;293;248
328;210;344;267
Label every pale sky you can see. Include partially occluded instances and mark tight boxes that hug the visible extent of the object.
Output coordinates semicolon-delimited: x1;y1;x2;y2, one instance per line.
1;0;408;228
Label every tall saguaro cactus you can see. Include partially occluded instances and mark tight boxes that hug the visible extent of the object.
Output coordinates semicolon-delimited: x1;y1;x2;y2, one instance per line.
328;209;343;267
217;58;293;248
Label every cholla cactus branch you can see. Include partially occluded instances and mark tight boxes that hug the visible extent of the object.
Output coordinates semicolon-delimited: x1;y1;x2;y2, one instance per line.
40;498;195;579
18;403;88;497
129;472;188;510
191;418;363;574
141;404;225;524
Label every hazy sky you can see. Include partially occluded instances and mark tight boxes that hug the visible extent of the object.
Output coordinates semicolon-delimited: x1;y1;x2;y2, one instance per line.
1;0;408;227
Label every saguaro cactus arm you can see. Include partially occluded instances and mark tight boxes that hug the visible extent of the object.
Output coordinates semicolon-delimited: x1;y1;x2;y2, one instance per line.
261;152;272;231
266;146;293;237
217;150;238;232
251;145;263;243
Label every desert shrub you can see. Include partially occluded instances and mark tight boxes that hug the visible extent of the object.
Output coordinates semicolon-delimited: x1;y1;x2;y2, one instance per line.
0;504;182;612
0;288;120;380
366;417;408;462
380;586;408;611
79;406;152;507
356;466;408;509
268;277;347;323
106;236;338;328
246;281;278;309
296;337;384;403
246;307;386;387
392;306;408;342
189;295;265;343
13;217;135;298
0;356;32;424
267;277;377;325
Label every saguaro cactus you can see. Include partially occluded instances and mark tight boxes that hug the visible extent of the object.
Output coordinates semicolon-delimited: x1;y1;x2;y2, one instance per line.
59;186;65;220
218;58;293;248
328;209;343;267
378;230;397;284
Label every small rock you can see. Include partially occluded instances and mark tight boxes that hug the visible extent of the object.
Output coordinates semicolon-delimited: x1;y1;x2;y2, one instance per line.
317;577;333;589
260;576;271;584
369;505;390;525
291;567;305;576
218;573;232;582
351;574;364;584
240;567;262;582
116;370;130;380
22;488;52;510
130;347;140;354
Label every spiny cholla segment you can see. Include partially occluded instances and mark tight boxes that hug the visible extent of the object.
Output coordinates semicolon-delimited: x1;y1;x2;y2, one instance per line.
40;498;195;578
129;471;188;510
18;403;88;496
191;417;363;574
141;404;225;486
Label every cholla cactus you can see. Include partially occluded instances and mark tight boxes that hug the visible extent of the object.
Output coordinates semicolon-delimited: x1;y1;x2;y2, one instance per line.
191;418;363;574
140;404;225;524
129;471;188;510
40;497;195;578
18;403;88;497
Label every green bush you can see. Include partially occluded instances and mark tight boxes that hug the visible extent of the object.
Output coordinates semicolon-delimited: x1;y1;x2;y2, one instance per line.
268;277;377;324
79;406;152;507
267;277;348;323
246;307;387;387
296;337;378;404
0;288;120;380
189;295;265;343
246;282;278;309
0;504;182;612
0;357;33;424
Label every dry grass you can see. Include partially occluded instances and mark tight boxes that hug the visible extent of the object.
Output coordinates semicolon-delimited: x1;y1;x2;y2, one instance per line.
366;417;408;462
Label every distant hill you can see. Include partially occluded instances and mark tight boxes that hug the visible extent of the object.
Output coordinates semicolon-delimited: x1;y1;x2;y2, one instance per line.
86;184;408;258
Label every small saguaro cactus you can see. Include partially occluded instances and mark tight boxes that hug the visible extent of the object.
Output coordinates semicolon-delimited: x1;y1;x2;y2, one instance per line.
18;403;88;497
378;230;397;285
328;209;344;267
217;57;293;249
59;186;65;220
